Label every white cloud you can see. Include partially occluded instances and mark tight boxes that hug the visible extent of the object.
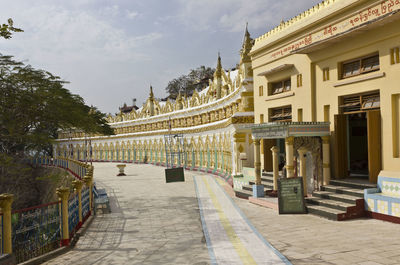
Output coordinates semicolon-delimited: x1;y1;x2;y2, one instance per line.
173;0;321;33
126;10;139;19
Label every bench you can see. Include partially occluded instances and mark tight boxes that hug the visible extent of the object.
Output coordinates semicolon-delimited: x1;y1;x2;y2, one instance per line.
93;185;111;214
364;171;400;221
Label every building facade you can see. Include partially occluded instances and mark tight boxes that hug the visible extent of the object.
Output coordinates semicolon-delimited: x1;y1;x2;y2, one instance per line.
250;0;400;188
55;31;256;185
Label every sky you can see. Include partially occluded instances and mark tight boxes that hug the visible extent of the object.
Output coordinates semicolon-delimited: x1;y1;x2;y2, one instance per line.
0;0;321;114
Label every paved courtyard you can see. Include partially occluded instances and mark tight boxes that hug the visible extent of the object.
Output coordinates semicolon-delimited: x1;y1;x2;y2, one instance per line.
45;163;400;265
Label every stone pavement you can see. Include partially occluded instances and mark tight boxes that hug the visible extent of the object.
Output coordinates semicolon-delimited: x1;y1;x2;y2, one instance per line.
217;179;400;265
44;163;210;265
45;163;400;265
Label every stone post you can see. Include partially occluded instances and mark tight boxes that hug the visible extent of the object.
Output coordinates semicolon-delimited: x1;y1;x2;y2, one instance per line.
56;187;70;246
72;180;84;227
83;175;94;212
285;136;295;178
253;138;264;197
0;194;14;254
270;146;279;191
298;147;308;196
322;136;331;186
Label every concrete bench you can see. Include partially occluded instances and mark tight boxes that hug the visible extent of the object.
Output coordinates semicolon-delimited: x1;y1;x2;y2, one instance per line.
364;171;400;221
93;185;111;214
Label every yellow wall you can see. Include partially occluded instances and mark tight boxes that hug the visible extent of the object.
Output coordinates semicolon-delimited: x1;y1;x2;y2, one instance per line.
251;0;400;178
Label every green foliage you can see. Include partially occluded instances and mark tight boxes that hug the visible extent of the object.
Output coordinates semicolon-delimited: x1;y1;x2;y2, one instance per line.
0;54;113;157
165;66;214;99
0;18;23;39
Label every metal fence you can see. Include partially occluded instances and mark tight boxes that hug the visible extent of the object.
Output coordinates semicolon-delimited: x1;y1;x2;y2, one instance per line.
68;194;79;238
11;201;61;263
82;188;90;221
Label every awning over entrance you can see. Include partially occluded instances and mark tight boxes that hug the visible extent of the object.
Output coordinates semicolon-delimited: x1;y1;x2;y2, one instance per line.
250;122;330;139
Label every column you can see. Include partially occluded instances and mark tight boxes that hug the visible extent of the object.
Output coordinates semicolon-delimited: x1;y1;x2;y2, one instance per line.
253;138;264;197
322;136;331;186
285;136;295;178
0;194;14;254
56;187;70;246
270;146;279;191
298;147;308;196
72;180;84;227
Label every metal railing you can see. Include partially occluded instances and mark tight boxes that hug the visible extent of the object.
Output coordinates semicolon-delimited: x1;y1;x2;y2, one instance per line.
82;187;90;221
11;201;61;263
68;194;79;238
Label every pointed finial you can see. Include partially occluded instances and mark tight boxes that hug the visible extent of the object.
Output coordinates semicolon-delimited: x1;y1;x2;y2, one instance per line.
149;85;154;99
216;52;222;77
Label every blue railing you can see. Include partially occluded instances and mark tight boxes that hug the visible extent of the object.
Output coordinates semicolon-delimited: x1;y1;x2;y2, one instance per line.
82;188;90;221
68;194;79;238
11;201;61;263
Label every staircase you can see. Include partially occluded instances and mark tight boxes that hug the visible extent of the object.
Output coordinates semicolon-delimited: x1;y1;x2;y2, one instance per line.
234;172;274;199
306;179;376;221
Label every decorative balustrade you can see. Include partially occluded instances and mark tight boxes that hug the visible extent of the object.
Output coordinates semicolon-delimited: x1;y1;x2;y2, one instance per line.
0;157;95;263
31;156;89;180
11;201;61;263
68;194;79;238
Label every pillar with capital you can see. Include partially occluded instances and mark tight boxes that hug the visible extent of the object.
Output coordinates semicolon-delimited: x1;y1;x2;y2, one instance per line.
322;136;331;186
298;147;308;196
253;137;264;197
285;136;295;178
56;187;70;246
0;193;14;254
270;146;279;191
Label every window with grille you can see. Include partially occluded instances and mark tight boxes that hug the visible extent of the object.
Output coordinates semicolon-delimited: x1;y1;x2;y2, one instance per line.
323;68;330;81
339;92;380;113
270;106;292;122
269;78;291;95
391;47;400;64
341;53;379;79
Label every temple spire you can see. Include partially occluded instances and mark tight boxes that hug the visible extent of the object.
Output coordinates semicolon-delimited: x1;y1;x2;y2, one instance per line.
240;23;253;64
149;85;154;100
216;52;222;78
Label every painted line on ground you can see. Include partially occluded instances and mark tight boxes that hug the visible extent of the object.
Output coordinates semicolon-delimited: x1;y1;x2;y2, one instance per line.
211;176;292;265
193;176;218;265
202;176;257;265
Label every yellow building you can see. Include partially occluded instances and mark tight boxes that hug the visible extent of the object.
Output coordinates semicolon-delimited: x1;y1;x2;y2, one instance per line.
251;0;400;186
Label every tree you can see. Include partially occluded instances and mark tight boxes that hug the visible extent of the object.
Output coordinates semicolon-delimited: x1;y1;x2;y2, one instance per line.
165;66;214;99
0;18;23;39
0;54;114;157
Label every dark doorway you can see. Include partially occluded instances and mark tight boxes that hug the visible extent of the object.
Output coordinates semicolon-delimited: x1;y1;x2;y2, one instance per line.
347;113;368;178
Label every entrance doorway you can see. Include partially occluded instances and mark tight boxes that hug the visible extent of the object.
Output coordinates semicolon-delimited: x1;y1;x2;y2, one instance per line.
347;112;368;177
334;92;381;183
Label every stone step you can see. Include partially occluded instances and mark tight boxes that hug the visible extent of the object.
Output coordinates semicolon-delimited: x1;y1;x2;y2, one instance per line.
234;189;253;199
312;191;362;204
248;180;273;188
330;179;376;190
322;185;364;198
306;205;346;221
306;197;354;212
242;183;273;192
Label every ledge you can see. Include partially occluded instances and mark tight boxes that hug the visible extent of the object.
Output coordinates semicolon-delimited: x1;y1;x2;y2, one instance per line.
257;64;294;76
265;91;295;101
333;72;385;87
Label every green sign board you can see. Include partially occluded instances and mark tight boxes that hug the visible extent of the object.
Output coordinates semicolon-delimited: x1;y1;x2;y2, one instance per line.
277;177;307;214
165;167;185;183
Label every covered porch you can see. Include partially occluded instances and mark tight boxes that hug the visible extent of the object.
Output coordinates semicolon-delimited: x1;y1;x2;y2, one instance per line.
251;122;331;197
